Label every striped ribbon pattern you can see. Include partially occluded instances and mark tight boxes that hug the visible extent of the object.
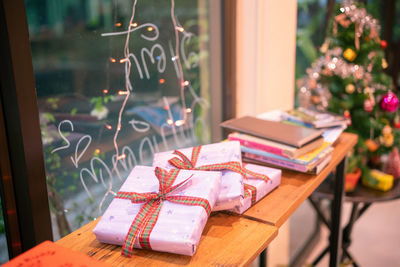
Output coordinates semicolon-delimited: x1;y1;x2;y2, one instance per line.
244;183;257;205
168;146;270;183
115;167;211;257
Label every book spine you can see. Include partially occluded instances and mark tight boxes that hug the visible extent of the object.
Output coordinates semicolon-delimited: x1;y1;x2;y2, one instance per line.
228;136;287;158
283;117;313;128
241;146;309;165
313;155;332;175
244;153;308;172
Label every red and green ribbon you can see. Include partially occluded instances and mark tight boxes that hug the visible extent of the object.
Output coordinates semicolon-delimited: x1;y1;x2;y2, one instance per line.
168;146;270;183
115;167;211;257
244;183;257;205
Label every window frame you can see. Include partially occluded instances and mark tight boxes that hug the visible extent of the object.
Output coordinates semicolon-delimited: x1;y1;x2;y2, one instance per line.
0;0;53;256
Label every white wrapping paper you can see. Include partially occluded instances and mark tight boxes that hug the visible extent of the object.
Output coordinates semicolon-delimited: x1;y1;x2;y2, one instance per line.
93;165;221;256
230;163;281;214
152;141;244;211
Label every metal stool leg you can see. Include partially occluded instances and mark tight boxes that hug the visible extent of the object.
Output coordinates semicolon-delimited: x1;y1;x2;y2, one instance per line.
340;202;371;266
342;248;359;267
312;245;330;266
330;158;346;266
290;198;323;267
259;248;267;267
309;197;330;228
341;202;360;262
357;203;372;218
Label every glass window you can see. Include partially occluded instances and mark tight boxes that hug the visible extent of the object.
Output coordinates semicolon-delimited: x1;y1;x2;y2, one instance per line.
25;0;217;240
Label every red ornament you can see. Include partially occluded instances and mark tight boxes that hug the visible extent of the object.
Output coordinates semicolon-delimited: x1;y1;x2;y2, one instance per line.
380;92;399;112
344;110;351;125
394;115;400;129
380;40;387;49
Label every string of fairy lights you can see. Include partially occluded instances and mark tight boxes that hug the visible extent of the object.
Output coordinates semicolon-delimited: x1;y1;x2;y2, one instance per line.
97;0;193;212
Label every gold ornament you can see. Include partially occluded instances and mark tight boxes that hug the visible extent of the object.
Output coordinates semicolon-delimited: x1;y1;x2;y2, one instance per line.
345;84;355;94
365;139;379;152
380;133;394;147
382;125;392;135
320;38;330;53
343;48;357;62
380;125;394;147
382;58;388;69
320;43;328;53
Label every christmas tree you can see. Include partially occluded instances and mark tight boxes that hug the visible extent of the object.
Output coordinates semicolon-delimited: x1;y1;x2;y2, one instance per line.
297;0;400;190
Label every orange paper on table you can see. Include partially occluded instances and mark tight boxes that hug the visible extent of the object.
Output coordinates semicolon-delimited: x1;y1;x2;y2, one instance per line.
4;240;111;267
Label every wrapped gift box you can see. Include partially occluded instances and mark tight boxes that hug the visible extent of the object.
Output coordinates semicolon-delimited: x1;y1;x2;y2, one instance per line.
230;163;281;214
93;165;221;256
152;141;244;211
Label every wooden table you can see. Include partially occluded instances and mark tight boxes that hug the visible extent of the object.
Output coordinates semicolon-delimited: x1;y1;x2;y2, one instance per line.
243;132;357;267
244;133;357;227
243;133;357;227
57;133;357;267
57;212;278;267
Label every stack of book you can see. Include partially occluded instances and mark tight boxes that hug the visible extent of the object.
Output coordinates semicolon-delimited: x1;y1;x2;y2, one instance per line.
221;115;338;174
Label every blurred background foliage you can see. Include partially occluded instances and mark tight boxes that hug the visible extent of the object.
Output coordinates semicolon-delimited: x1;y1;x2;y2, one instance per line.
296;0;400;88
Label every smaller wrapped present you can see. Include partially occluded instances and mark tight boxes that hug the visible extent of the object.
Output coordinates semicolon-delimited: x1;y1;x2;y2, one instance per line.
230;163;281;214
93;166;221;256
362;169;394;192
153;141;270;211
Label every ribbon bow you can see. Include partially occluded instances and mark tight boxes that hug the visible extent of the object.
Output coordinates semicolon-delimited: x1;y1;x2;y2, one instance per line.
116;167;211;257
168;146;270;183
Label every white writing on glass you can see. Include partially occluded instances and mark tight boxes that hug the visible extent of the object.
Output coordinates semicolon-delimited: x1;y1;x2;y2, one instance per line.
49;0;209;213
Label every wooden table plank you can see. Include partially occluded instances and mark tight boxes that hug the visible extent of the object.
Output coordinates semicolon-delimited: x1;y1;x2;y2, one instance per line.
243;132;358;227
57;212;278;267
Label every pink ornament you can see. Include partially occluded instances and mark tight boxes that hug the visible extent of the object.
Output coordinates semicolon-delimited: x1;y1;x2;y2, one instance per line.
364;99;373;112
380;92;399;112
